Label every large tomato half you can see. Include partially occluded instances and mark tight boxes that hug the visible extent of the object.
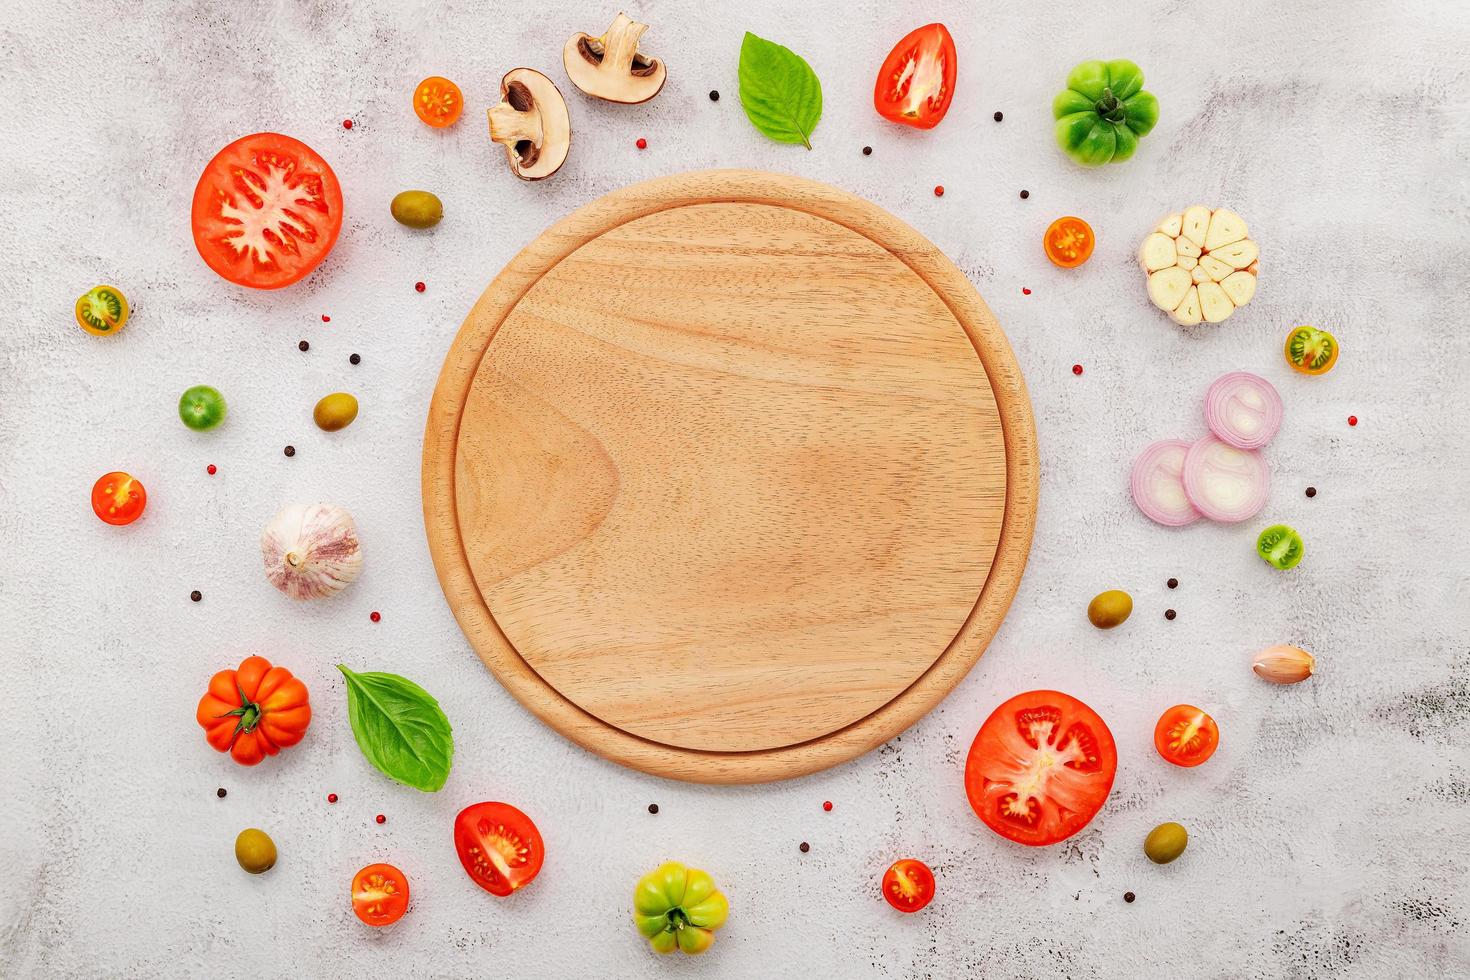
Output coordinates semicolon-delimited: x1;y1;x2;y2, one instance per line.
873;23;957;129
964;690;1117;846
191;133;343;289
453;802;544;896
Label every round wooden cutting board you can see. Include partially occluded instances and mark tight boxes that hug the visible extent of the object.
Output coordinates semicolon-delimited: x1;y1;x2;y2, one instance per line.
423;170;1037;783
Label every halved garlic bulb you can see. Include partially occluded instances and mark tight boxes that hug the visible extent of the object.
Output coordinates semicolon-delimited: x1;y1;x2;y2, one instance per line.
261;503;363;600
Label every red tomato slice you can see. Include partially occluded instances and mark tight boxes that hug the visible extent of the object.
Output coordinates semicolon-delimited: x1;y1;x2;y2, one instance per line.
1153;704;1219;767
964;690;1117;846
91;471;146;525
453;802;544;896
874;23;957;129
190;133;343;290
881;858;935;913
352;863;409;926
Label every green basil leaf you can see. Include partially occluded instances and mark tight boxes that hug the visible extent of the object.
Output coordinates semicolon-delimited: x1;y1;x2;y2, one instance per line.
738;31;822;149
337;664;453;792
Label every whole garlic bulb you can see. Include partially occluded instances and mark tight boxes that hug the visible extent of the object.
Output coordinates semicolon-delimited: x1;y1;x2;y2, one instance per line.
261;503;363;600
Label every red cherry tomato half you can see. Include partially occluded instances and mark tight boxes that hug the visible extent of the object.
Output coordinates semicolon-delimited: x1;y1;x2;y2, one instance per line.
91;471;146;525
881;859;935;913
874;24;957;129
191;133;344;290
1153;704;1219;768
351;863;409;926
453;802;544;896
965;690;1118;846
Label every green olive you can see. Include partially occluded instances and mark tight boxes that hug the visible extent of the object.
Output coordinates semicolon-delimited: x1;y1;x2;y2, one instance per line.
1087;590;1133;629
313;392;359;432
1143;822;1188;864
235;828;277;874
391;190;443;229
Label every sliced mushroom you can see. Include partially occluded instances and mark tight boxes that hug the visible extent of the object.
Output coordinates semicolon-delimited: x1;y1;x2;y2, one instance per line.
487;68;571;181
562;12;666;104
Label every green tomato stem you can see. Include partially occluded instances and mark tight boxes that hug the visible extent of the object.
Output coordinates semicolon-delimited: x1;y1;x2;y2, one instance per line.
1095;88;1126;123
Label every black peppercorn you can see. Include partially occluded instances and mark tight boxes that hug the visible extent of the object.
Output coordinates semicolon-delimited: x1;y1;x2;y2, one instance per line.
709;90;719;102
1165;609;1177;621
647;803;658;814
1124;891;1135;903
862;146;872;156
349;353;361;365
1167;578;1178;589
298;340;309;352
217;788;227;799
283;445;295;457
994;111;1003;122
1019;190;1030;199
799;842;810;853
1306;486;1317;498
190;590;202;602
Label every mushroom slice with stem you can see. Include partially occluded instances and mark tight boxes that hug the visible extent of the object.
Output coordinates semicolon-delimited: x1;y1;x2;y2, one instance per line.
562;12;667;104
487;68;571;181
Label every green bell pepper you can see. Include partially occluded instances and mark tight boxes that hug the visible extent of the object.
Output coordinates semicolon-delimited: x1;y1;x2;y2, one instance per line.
633;861;730;955
1052;59;1159;166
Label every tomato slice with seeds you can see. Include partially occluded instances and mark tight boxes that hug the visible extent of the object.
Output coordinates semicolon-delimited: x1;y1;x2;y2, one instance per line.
91;471;146;526
874;24;957;129
414;76;464;128
1153;704;1219;768
75;285;129;336
351;863;410;926
964;690;1117;846
453;802;544;896
1044;216;1095;268
190;133;343;290
1284;325;1338;375
881;858;935;913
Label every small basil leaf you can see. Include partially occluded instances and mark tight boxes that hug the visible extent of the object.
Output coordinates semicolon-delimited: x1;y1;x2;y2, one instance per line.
738;31;822;149
337;664;453;792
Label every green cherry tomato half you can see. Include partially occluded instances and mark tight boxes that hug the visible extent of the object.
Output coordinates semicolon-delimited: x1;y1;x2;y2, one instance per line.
633;862;729;956
75;285;130;336
179;385;227;431
1284;325;1339;375
1257;524;1304;570
1052;59;1159;167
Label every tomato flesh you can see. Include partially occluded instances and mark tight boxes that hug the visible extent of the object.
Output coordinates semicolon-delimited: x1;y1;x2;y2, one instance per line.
1044;216;1095;268
881;859;935;913
453;802;544;896
191;133;343;290
1153;705;1219;767
352;863;409;926
414;76;464;128
965;690;1117;846
91;471;146;525
874;24;957;129
1284;325;1338;375
75;285;129;336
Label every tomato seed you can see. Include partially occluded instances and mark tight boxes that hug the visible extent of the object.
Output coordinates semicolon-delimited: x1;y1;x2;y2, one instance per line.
994;111;1004;122
648;803;659;814
1348;415;1358;426
206;464;217;475
1167;578;1178;589
709;90;720;102
1124;891;1135;903
217;788;227;798
350;353;361;365
934;185;945;197
328;793;338;804
370;611;381;623
342;119;353;130
1072;364;1083;376
823;801;833;812
1165;609;1177;620
799;842;810;853
190;590;202;602
299;340;309;352
284;445;295;457
636;137;647;149
1306;486;1317;498
375;814;386;824
415;281;426;293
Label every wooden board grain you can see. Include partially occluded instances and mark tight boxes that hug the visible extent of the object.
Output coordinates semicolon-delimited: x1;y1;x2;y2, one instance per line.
423;170;1037;783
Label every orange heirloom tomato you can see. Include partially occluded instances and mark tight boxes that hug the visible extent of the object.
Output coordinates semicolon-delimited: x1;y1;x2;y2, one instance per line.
414;76;463;128
1153;704;1219;768
196;656;311;766
1044;216;1095;268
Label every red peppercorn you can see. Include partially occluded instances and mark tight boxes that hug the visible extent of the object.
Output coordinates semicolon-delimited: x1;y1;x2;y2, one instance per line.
375;814;386;824
342;119;353;130
934;185;945;197
636;137;647;150
206;464;217;475
415;281;426;293
1348;415;1358;426
370;611;381;623
1022;287;1032;295
822;801;833;812
321;314;330;322
327;793;338;803
1072;364;1083;376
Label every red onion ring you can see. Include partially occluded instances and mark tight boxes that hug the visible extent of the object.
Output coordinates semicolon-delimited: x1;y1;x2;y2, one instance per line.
1182;434;1269;522
1130;440;1201;526
1204;371;1282;450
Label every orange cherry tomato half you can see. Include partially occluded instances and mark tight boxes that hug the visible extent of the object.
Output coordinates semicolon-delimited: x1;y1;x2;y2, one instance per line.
91;471;146;525
1044;216;1095;268
1284;325;1339;376
881;858;935;913
873;24;957;130
1153;704;1219;768
453;802;544;896
352;863;410;926
414;76;463;128
965;690;1118;846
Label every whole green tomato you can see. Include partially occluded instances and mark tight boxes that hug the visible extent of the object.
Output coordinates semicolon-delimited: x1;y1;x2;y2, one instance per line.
179;385;227;431
1052;59;1159;166
633;861;729;955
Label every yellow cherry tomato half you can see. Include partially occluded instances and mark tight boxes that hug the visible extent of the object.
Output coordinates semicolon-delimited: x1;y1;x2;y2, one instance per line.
1284;325;1339;375
413;76;463;128
75;285;130;336
91;471;146;525
1044;216;1095;268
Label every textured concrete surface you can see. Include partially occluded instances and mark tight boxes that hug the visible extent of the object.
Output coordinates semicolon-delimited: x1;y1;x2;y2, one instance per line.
2;1;1468;977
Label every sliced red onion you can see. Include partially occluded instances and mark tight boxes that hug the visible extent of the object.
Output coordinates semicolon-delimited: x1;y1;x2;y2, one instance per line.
1204;371;1282;449
1182;435;1269;522
1131;440;1201;526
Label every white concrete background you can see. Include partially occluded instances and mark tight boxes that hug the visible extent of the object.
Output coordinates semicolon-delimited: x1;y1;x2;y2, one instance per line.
2;0;1467;977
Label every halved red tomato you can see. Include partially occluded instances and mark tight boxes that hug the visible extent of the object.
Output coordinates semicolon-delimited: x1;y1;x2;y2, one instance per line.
352;863;409;927
881;858;935;913
1153;704;1219;767
453;802;544;896
964;690;1117;846
91;471;146;526
874;24;957;129
190;133;343;290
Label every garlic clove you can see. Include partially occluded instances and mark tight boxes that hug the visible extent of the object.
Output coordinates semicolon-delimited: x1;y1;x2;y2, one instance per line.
262;503;363;600
1252;644;1315;684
